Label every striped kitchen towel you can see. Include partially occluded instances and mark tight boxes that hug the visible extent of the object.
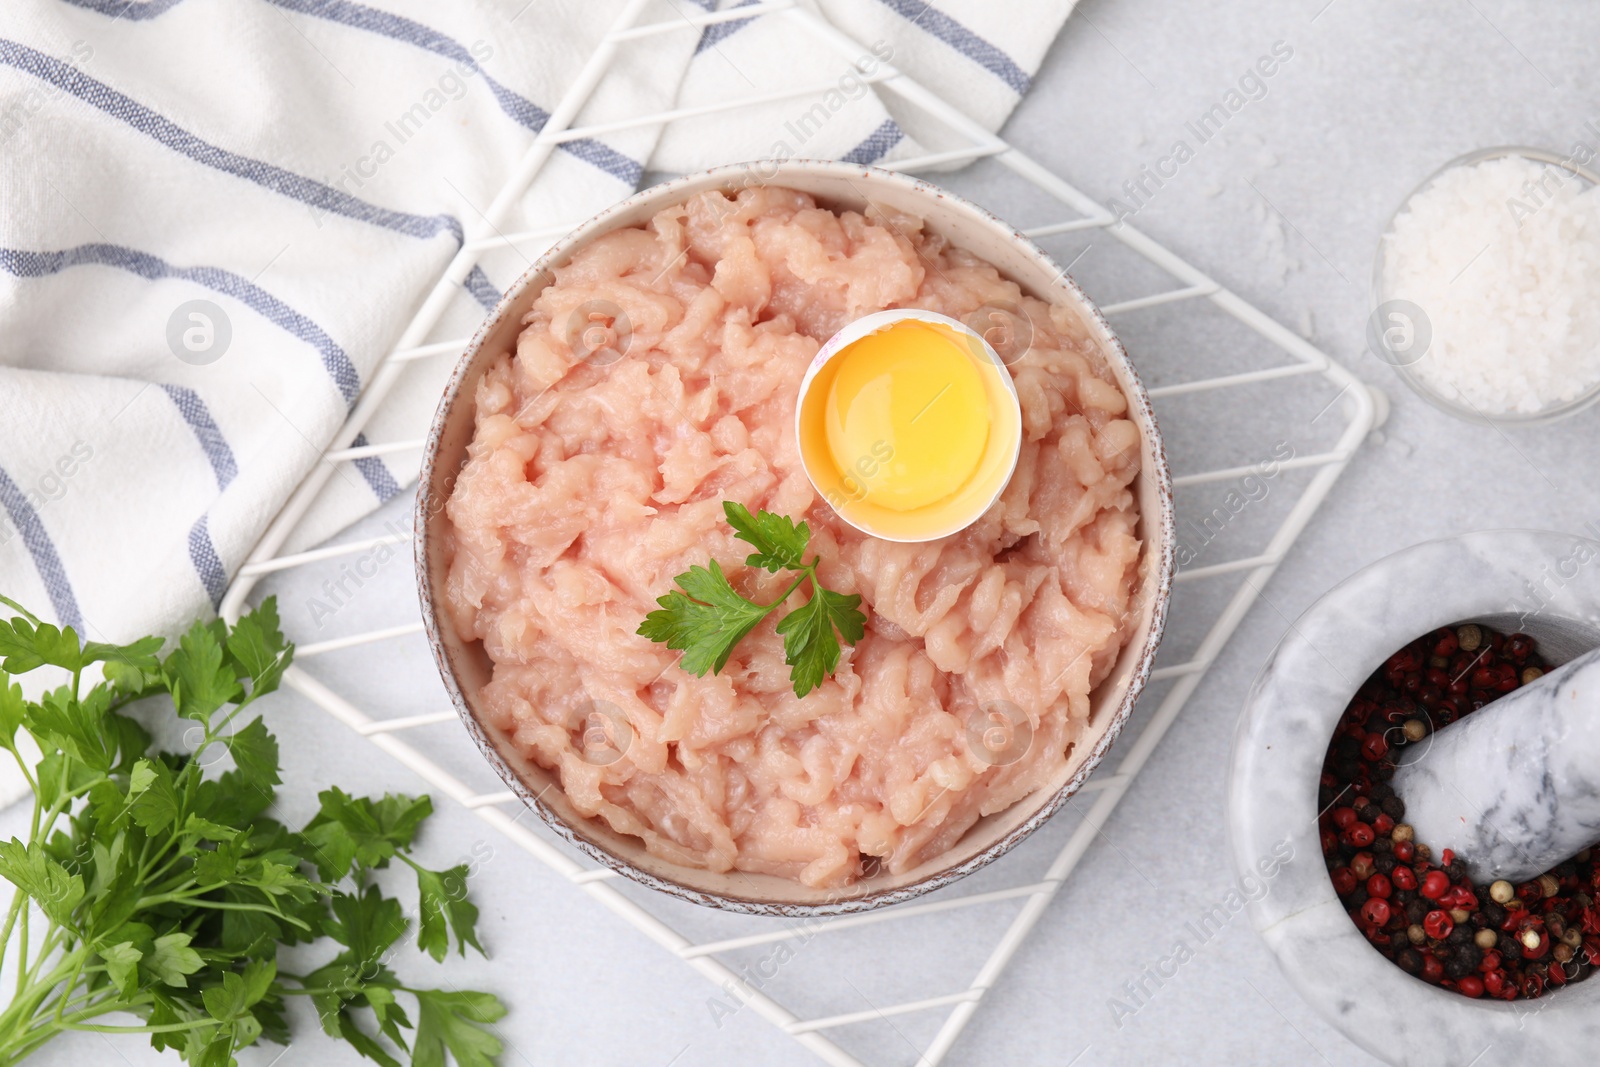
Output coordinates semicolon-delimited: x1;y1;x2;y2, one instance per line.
0;0;1078;648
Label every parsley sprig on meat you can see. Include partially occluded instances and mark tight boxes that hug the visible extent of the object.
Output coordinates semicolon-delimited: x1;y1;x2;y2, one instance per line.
0;595;503;1067
637;503;866;697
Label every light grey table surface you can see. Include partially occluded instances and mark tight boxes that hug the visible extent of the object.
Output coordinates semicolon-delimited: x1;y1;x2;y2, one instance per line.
18;1;1600;1065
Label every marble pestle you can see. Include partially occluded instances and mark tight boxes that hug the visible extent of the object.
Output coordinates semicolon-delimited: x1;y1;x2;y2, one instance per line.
1392;645;1600;884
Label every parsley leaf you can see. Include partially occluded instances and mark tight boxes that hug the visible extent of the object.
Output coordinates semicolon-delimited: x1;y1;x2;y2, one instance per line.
412;862;484;962
776;586;867;698
638;504;867;697
301;789;433;880
412;989;506;1067
723;500;810;572
0;840;84;927
165;620;242;723
638;561;772;676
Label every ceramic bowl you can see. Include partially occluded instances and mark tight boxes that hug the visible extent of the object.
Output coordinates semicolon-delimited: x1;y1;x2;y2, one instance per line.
1229;530;1600;1064
416;160;1174;915
1370;145;1600;427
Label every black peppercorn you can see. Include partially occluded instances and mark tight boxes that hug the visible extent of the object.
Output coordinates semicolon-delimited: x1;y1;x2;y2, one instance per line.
1381;795;1406;819
1375;854;1396;874
1499;933;1523;960
1447;925;1473;946
1484;902;1506;928
1444;859;1467;882
1406;898;1430;924
1444;954;1474;980
1373;837;1394;856
1396;948;1423;975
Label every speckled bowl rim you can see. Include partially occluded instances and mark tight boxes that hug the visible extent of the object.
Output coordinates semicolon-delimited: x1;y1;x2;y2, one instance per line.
416;160;1175;915
1229;530;1600;1064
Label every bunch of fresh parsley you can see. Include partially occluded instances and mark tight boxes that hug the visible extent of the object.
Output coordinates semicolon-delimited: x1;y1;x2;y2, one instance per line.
0;594;503;1067
638;503;867;697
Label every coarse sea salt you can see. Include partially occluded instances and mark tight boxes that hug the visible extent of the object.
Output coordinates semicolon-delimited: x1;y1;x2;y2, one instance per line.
1380;155;1600;415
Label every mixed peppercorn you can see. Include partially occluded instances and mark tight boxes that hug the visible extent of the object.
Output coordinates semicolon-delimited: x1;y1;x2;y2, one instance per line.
1321;623;1600;1000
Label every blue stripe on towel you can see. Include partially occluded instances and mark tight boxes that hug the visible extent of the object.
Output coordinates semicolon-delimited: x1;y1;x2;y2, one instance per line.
696;0;762;53
0;243;363;405
0;37;463;243
350;432;403;502
872;0;1030;94
64;0;185;16
0;464;84;631
187;513;229;608
62;0;645;186
462;265;500;311
841;118;904;164
159;384;238;490
269;0;643;185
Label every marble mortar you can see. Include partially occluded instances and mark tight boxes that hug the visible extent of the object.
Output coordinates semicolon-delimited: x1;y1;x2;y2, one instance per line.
1228;530;1600;1066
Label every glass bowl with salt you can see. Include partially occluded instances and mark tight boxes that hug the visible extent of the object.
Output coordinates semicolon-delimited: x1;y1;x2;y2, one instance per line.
1371;145;1600;426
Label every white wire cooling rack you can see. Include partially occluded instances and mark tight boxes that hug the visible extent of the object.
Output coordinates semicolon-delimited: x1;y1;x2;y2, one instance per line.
219;4;1379;1065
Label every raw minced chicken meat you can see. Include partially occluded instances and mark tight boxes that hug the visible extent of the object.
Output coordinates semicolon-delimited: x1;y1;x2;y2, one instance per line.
443;186;1143;888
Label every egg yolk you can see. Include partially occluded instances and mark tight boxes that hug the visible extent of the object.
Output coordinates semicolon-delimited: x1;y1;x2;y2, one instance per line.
822;322;990;512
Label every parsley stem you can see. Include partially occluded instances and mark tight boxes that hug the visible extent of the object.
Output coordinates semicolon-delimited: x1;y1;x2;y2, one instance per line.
13;911;25;1003
762;562;818;617
0;892;23;990
50;952;87;1026
63;1019;211;1034
131;894;313;930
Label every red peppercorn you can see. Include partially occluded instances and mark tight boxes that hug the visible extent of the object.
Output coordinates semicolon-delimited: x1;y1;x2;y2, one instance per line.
1373;813;1395;836
1457;975;1484;998
1332;806;1357;829
1441;849;1454;867
1484;969;1505;994
1320;829;1338;855
1391;866;1417;891
1479;950;1500;972
1424;910;1454;939
1522;971;1544;998
1332;867;1358;895
1343;822;1376;848
1351;852;1376;879
1421;870;1451;900
1435;629;1459;657
1361;733;1388;761
1393;840;1415;863
1362;898;1392;927
1367;873;1393;899
1422;954;1444;982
